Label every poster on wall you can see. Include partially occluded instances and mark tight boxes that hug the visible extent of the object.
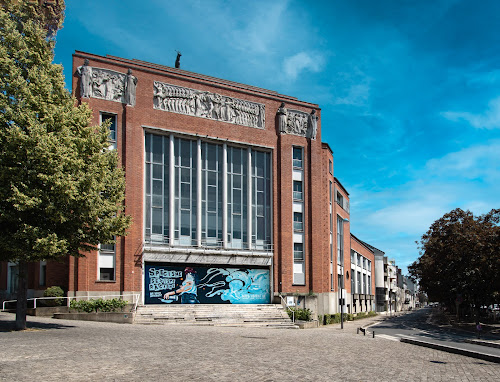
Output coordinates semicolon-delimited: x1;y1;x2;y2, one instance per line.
145;264;271;305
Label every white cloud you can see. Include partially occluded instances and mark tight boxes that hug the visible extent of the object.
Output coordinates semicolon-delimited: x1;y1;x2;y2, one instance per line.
349;140;500;272
283;51;324;80
425;140;500;182
441;96;500;129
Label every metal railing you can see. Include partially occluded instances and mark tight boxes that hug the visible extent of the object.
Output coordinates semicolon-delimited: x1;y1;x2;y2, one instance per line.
144;236;274;252
2;293;141;311
279;294;295;323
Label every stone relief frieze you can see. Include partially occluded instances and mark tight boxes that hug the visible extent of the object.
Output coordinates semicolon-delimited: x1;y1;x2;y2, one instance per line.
153;81;265;129
77;59;137;106
277;102;317;139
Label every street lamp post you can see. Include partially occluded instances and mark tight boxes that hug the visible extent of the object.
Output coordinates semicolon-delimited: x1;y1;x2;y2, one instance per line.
340;218;349;329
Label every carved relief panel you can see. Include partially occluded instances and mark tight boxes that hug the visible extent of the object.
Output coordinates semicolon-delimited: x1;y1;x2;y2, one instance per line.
77;60;137;106
277;103;317;139
153;81;266;129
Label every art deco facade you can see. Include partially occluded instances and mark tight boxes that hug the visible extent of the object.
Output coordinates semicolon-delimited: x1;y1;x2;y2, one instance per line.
1;51;388;317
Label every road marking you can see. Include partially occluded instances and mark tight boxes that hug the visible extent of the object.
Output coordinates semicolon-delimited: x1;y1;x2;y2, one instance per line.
376;334;400;341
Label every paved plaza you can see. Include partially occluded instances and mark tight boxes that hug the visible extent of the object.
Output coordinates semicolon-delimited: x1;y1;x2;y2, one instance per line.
0;312;499;381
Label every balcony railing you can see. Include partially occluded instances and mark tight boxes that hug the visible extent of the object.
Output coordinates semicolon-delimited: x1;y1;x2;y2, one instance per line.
144;235;274;252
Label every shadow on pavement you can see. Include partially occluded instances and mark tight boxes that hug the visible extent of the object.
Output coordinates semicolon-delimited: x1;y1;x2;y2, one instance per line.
0;314;75;332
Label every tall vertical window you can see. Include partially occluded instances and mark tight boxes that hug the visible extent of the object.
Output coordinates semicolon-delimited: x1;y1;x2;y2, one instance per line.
7;263;18;293
357;271;361;294
201;142;223;246
99;241;115;281
293;180;303;201
145;133;169;243
293;243;305;285
363;274;367;294
174;138;197;246
329;159;333;174
227;146;247;249
292;146;303;169
252;150;271;249
293;212;303;231
101;113;117;150
145;133;271;251
351;269;355;292
337;215;344;263
39;261;46;286
368;275;371;295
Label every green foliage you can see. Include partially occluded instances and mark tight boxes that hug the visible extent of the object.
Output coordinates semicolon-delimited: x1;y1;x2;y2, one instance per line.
43;285;64;306
409;208;500;310
69;298;127;313
287;307;312;321
0;2;131;264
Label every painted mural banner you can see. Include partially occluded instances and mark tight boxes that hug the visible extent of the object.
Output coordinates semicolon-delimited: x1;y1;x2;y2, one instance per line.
145;264;271;305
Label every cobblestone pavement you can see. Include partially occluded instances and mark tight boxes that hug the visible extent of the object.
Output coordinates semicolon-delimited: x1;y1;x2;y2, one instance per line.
1;312;499;381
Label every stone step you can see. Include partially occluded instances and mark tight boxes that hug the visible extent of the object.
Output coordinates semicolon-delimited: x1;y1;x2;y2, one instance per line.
134;304;295;328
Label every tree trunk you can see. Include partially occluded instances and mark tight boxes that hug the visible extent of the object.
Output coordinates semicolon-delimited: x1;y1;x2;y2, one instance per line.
15;260;28;331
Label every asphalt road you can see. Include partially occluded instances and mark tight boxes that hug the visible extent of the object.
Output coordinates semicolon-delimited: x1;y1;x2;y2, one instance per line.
369;307;500;358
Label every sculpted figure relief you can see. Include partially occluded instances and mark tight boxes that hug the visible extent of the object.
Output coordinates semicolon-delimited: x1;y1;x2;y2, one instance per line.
153;81;265;129
277;102;288;133
77;60;137;105
307;109;318;140
125;69;138;106
77;59;92;98
277;106;317;139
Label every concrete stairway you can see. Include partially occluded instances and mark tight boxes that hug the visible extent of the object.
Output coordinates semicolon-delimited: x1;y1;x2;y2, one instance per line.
134;304;298;328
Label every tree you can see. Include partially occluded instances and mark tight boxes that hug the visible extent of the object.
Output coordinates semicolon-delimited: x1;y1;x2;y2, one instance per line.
0;0;131;330
409;208;500;321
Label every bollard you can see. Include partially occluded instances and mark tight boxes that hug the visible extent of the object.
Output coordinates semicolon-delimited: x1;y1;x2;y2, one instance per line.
357;327;359;334
372;331;375;338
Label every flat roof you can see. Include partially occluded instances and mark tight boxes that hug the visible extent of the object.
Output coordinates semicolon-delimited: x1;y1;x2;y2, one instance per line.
73;51;320;109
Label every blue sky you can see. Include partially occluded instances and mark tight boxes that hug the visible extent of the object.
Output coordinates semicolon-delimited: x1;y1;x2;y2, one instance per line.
54;0;500;273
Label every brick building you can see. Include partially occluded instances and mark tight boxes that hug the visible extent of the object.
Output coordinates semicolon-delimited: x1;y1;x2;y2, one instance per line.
0;51;377;316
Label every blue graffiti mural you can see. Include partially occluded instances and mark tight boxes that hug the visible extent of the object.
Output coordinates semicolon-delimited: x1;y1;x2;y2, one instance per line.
145;264;270;305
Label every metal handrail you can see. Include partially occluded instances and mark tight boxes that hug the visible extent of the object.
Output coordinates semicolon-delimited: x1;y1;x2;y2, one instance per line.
2;293;140;311
144;237;274;252
279;294;295;323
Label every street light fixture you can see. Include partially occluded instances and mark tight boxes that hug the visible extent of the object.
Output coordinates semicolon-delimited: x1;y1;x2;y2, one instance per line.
340;218;349;329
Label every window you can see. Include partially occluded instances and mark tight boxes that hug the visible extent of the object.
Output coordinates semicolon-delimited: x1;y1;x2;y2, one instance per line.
227;146;247;249
329;159;333;175
7;263;18;293
293;180;303;201
39;261;46;286
293;212;303;231
175;138;197;246
351;268;355;292
363;274;367;294
350;250;355;264
99;241;115;281
293;243;305;285
201;142;223;246
337;215;344;263
252;150;272;249
336;191;343;208
145;133;169;243
292;146;303;169
368;275;371;295
357;271;361;294
101;113;117;150
145;132;272;251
